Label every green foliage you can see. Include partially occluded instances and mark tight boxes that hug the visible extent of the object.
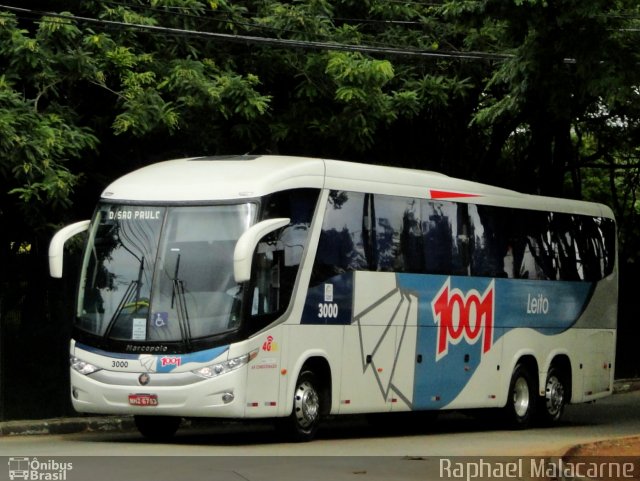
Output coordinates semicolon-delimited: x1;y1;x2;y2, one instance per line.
0;78;98;231
0;3;277;230
0;0;638;254
0;81;98;201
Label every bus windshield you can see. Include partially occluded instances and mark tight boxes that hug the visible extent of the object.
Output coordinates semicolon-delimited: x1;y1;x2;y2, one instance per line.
76;203;256;344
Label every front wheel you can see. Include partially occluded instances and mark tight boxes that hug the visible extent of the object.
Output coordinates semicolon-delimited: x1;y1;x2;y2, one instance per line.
539;367;567;424
278;370;322;442
504;364;536;429
134;415;181;442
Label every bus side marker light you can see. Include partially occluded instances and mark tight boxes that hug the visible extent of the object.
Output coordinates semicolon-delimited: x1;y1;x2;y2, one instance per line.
281;369;287;375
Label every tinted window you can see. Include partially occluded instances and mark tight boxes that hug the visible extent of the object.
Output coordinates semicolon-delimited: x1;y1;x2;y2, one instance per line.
311;190;615;284
469;205;510;278
311;191;368;285
375;195;420;272
247;189;319;332
421;200;469;275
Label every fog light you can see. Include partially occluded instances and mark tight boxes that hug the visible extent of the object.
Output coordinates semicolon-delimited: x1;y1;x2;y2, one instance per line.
222;392;234;404
72;387;79;400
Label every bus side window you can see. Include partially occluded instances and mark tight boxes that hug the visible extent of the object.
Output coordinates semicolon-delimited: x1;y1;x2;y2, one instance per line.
469;205;509;278
246;227;295;334
374;195;422;273
248;189;319;333
551;213;582;281
250;232;283;317
311;191;368;285
421;200;467;276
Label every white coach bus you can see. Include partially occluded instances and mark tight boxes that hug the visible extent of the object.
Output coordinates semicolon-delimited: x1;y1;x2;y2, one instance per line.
49;155;617;441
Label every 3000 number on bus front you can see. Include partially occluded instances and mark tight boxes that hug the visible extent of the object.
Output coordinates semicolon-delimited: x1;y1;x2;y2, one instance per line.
318;302;339;319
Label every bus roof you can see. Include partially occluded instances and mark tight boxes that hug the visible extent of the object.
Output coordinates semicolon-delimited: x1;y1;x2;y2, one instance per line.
100;155;614;219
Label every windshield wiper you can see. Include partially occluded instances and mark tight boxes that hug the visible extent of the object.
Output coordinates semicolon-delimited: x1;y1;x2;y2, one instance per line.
104;256;145;338
171;253;192;348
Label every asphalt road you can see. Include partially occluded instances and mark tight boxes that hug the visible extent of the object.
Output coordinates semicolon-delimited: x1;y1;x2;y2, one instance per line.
1;390;639;481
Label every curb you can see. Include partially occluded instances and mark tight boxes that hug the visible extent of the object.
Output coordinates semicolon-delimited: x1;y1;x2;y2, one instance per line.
0;415;135;436
611;378;640;394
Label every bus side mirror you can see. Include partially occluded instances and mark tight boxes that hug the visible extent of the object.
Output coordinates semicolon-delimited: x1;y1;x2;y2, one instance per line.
49;220;90;278
234;218;290;283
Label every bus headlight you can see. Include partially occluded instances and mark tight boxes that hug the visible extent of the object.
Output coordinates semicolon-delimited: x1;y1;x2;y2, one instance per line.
192;349;258;379
70;356;102;375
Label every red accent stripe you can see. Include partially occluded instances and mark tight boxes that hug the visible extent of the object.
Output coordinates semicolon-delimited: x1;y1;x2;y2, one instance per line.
429;189;480;200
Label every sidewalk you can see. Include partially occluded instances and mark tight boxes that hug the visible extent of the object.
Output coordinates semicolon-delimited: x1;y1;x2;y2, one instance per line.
1;379;639;437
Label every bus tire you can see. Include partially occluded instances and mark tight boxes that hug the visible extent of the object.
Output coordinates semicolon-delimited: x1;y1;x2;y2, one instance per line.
539;367;567;424
279;370;322;442
134;415;181;441
504;364;536;429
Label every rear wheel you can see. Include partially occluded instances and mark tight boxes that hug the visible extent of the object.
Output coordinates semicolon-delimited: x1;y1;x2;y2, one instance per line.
504;364;536;429
278;370;323;442
539;367;567;424
134;415;181;441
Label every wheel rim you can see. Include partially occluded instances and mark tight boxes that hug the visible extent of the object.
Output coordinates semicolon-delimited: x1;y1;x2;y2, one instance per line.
545;375;565;417
512;376;530;418
294;380;319;430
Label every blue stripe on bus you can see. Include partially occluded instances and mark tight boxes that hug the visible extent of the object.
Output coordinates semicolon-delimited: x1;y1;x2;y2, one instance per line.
75;342;229;372
153;345;229;373
404;274;593;408
303;272;594;408
303;272;593;330
396;275;594;331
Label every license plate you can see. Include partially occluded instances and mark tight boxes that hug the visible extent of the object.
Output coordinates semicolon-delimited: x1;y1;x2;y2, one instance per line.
128;394;159;406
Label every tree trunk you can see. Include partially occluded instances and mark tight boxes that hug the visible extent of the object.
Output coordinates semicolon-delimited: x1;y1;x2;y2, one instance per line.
530;118;572;197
